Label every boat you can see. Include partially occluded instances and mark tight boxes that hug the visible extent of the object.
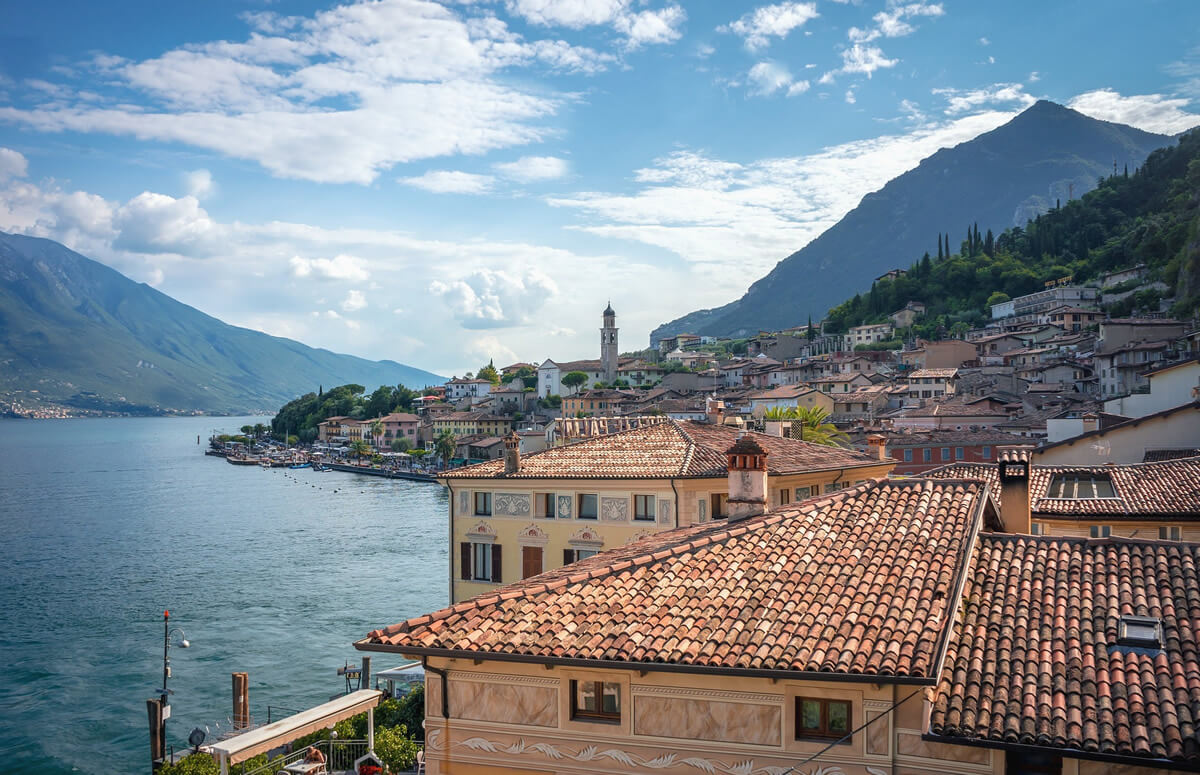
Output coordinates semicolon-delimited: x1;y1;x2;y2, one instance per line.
288;462;311;469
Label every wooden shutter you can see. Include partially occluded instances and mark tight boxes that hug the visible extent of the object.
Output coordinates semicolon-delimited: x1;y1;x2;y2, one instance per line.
460;542;471;580
522;546;543;579
563;548;575;566
491;544;503;583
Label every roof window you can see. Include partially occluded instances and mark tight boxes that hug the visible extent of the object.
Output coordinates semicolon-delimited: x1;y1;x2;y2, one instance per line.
1117;615;1163;649
1047;473;1115;499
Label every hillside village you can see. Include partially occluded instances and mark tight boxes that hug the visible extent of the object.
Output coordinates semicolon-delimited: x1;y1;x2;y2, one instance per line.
322;283;1200;477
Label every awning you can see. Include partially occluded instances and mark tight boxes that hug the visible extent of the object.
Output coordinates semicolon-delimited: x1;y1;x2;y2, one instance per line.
206;689;382;765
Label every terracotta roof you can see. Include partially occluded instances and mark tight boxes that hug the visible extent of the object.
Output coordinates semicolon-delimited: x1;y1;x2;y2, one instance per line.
1144;448;1200;462
361;479;984;679
899;400;1007;418
909;368;960;379
931;534;1200;766
377;412;419;423
440;420;887;480
925;458;1200;519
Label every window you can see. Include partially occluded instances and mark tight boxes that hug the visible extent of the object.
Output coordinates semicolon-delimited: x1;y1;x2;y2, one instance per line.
922;448;932;463
795;486;811;499
563;548;598;564
903;449;913;462
955;447;964;460
535;492;556;519
711;493;728;518
1030;523;1044;536
1117;615;1163;649
1048;474;1115;499
982;446;992;459
634;495;656;521
578;493;598;520
474;492;492;516
795;697;851;742
1089;525;1112;538
521;546;543;579
1159;526;1182;541
941;447;951;462
778;488;791;506
460;542;501;583
571;680;621;722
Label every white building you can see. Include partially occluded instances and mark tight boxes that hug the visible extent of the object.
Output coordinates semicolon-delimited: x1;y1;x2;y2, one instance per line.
444;378;493;401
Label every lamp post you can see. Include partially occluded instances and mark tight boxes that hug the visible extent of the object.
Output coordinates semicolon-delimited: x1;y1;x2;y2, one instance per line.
157;610;190;766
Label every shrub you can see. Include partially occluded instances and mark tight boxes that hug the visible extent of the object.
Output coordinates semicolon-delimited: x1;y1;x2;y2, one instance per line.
374;725;420;772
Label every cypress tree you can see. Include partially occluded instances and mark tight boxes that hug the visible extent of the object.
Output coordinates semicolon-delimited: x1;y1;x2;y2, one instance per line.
984;228;994;256
937;234;944;261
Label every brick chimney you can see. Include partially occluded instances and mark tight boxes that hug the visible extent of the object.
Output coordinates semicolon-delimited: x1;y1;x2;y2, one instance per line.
997;446;1031;534
503;431;521;475
706;396;726;426
725;434;768;522
866;434;888;461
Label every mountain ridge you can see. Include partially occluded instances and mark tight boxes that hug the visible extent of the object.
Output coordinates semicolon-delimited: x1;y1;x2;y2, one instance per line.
0;232;444;415
651;101;1176;342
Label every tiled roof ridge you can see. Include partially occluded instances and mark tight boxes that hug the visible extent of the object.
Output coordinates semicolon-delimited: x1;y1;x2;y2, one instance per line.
374;478;954;642
669;417;699;477
978;530;1200;548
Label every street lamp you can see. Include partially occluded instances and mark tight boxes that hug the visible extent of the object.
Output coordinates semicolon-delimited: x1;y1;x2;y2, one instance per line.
156;610;190;765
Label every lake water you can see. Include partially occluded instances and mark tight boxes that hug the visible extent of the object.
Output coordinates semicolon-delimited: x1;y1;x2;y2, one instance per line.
0;417;448;774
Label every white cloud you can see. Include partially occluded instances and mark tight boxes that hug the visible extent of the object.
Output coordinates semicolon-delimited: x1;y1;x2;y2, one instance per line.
547;110;1022;279
979;36;990;46
467;334;520;366
0;147;28;182
830;2;939;81
0;0;626;184
1028;71;1041;82
720;2;819;52
827;44;898;80
288;254;370;283
845;89;856;104
429;267;558;328
183;169;215;199
398;170;496;194
113;192;223;257
341;289;367;312
747;62;809;98
493;155;569;182
1067;89;1200;135
506;0;685;48
933;83;1036;115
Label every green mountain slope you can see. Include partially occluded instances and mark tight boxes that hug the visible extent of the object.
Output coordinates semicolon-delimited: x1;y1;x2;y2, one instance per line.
0;233;444;414
651;101;1175;343
824;125;1200;333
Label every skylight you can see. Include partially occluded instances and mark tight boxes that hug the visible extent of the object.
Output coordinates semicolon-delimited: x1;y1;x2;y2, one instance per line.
1047;473;1116;499
1117;615;1163;649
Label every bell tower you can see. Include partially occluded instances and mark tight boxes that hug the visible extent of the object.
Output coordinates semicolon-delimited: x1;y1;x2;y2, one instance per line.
601;302;618;383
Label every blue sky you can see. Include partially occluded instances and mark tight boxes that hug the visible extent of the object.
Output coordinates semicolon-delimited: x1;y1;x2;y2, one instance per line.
1;0;1198;375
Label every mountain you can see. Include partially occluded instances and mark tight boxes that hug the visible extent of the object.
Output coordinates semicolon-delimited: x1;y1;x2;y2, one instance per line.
651;101;1176;343
0;232;444;415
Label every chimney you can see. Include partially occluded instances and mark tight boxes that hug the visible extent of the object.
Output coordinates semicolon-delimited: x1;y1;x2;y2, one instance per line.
706;396;725;426
997;447;1031;534
725;434;768;521
866;434;888;461
503;431;521;475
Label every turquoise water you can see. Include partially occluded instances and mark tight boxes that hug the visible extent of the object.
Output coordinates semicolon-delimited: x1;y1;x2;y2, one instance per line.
0;417;448;774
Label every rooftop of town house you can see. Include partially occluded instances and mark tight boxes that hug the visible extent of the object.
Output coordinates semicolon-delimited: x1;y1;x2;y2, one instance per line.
438;419;887;480
1143;448;1200;462
375;412;419;423
436;411;514;422
898;399;1009;418
907;368;960;379
360;478;986;680
867;428;1031;446
930;533;1200;767
746;384;821;400
1034;401;1200;456
924;456;1200;519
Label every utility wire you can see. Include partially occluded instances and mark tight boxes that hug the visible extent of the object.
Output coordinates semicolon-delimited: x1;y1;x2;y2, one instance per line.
777;687;922;775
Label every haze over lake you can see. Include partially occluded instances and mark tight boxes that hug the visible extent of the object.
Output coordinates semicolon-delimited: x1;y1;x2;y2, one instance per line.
0;417;447;775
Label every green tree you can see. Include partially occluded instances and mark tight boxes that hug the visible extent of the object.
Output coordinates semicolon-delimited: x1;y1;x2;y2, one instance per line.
790;407;850;447
986;291;1010;307
374;726;420;771
349;439;372;462
560;371;589;394
477;359;501;386
435;430;456;466
370;418;385;448
391;438;411;453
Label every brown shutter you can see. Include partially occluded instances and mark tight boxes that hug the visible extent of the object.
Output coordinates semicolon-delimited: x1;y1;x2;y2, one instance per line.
522;546;543;579
563;548;574;566
491;544;503;583
460;542;470;580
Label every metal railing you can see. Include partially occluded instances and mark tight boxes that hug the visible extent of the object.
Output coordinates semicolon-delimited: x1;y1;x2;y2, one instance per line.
239;738;375;775
266;705;303;724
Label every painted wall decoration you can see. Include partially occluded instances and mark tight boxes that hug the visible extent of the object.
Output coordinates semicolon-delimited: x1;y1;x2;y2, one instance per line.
494;493;531;517
658;499;673;525
425;730;884;775
556;495;573;519
466;521;497;537
458;490;470;515
600;496;629;522
567;527;604;547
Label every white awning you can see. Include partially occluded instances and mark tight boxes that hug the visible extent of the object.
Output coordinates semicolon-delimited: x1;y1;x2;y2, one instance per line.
206;689;382;765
